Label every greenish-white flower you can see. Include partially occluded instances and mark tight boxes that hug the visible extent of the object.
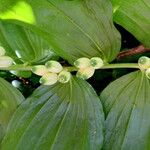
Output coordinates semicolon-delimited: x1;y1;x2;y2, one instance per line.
74;57;90;69
0;46;6;56
0;56;13;68
76;67;95;80
32;65;48;76
138;56;150;69
145;68;150;79
39;73;58;85
58;70;71;83
90;57;104;69
45;60;63;73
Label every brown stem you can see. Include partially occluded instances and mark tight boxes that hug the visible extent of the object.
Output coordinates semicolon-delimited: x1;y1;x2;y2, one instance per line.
117;45;150;60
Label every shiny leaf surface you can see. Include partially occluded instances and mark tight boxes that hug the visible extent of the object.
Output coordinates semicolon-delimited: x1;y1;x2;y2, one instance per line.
0;20;57;64
111;0;150;47
0;0;121;64
100;71;150;150
0;78;24;142
1;77;104;150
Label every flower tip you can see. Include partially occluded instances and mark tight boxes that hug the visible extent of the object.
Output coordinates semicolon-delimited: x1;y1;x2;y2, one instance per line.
45;60;63;73
39;73;58;85
39;78;46;84
138;56;150;69
0;56;13;68
76;67;95;80
58;71;71;83
32;65;48;76
74;57;90;69
90;57;104;69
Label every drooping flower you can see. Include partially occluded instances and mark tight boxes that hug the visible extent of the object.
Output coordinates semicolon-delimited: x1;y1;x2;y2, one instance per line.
138;56;150;69
76;67;95;80
58;70;71;83
32;65;48;76
39;73;58;85
74;57;90;69
0;56;13;68
45;60;63;73
90;57;104;69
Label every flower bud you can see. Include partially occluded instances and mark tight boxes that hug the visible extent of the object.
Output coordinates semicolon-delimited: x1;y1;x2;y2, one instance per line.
0;56;13;68
74;57;90;69
146;68;150;79
32;65;48;76
45;60;63;73
76;67;95;80
39;73;58;85
0;46;6;56
90;57;104;69
58;70;71;83
138;56;150;69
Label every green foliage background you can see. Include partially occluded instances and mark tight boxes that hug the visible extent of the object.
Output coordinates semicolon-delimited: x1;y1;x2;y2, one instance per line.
0;0;150;150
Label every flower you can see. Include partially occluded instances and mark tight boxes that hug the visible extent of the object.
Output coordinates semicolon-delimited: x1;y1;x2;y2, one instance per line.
74;57;90;69
39;73;58;85
138;56;150;69
32;65;48;76
58;70;71;83
90;57;104;69
0;56;13;68
76;67;95;80
45;60;63;73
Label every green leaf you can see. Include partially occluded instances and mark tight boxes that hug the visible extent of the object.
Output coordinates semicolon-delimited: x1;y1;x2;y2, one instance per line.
100;71;150;150
0;20;58;64
0;0;121;64
1;77;104;150
0;77;24;143
111;0;150;47
10;70;32;78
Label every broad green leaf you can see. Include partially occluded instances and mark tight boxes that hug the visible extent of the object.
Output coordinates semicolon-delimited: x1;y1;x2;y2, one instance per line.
100;71;150;150
1;77;104;150
0;0;121;64
0;77;24;143
111;0;150;47
0;20;58;64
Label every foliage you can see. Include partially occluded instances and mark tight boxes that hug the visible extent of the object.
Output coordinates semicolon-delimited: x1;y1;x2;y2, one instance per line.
0;0;150;150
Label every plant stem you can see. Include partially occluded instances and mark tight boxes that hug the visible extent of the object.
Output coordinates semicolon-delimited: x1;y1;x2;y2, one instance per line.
0;65;32;71
117;45;150;60
65;63;139;71
0;63;139;72
101;63;139;69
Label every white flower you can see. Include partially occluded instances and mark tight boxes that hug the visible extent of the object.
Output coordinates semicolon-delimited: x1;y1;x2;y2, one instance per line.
138;56;150;69
58;70;71;83
76;67;95;80
32;65;49;76
90;57;104;69
45;60;63;73
39;73;58;85
0;56;13;68
0;46;6;56
74;57;90;69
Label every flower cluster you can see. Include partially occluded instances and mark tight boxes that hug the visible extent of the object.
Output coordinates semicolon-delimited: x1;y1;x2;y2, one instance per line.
138;56;150;79
0;46;13;68
32;57;104;85
32;60;71;85
74;57;104;80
